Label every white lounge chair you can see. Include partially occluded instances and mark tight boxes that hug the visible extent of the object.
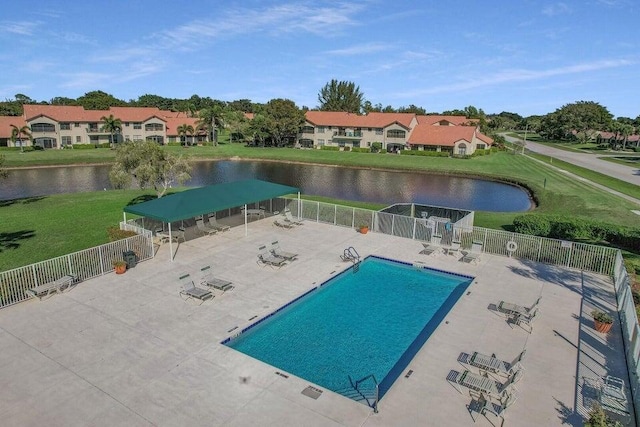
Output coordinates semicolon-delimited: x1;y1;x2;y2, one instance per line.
462;241;483;264
468;349;526;377
200;265;234;291
419;243;440;256
270;240;298;261
470;389;519;426
498;296;541;317
208;215;230;232
273;219;295;229
25;274;77;300
283;208;303;226
509;308;538;333
196;218;217;236
257;245;287;267
179;274;213;304
450;366;523;399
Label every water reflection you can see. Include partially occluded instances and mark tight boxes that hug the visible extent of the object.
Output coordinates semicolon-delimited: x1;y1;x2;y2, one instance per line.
0;160;532;212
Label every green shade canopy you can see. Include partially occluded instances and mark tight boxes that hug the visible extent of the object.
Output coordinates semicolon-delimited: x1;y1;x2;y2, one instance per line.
123;179;299;223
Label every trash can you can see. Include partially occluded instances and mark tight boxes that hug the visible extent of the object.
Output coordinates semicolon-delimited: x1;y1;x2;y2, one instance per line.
122;250;137;269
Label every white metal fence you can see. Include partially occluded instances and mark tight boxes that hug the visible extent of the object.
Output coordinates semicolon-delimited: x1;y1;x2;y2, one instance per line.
613;252;640;420
0;231;153;308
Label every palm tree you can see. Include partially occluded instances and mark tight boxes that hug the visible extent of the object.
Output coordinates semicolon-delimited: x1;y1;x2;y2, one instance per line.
197;105;225;146
10;124;32;153
100;114;122;149
177;124;194;146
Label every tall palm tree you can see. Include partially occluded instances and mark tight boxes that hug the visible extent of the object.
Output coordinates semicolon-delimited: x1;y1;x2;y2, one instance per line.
10;124;32;153
100;114;122;149
197;105;225;146
177;124;194;146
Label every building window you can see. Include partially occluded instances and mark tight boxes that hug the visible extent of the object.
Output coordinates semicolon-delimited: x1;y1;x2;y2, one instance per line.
76;136;82;143
145;123;163;131
386;129;406;138
31;123;56;132
317;126;325;133
61;136;72;146
146;135;164;144
317;139;325;146
458;143;467;156
125;122;130;127
133;123;142;129
302;126;314;134
74;123;80;127
133;135;142;141
476;143;486;150
88;123;99;132
60;123;71;130
375;128;383;135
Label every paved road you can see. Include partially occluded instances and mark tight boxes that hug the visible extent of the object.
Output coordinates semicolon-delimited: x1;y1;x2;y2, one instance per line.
503;134;640;186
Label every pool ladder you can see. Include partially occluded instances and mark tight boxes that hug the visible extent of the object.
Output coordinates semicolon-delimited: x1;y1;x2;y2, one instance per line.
342;247;361;272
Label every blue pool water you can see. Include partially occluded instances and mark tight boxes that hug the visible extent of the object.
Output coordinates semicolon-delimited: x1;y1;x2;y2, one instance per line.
224;256;472;402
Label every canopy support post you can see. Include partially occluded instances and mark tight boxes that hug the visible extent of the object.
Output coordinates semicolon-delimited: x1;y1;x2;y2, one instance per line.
168;223;174;262
244;204;248;237
297;192;301;219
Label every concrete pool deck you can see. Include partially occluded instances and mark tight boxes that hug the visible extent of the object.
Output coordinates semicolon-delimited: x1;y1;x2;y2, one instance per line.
0;219;634;426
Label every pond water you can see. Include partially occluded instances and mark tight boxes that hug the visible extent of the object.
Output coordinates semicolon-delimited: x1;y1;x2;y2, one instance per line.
0;160;533;212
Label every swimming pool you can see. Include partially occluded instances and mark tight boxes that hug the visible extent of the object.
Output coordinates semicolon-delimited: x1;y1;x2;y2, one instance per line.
223;256;473;406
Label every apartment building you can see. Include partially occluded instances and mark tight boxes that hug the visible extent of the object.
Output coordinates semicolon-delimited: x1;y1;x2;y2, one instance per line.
0;105;203;148
299;111;491;155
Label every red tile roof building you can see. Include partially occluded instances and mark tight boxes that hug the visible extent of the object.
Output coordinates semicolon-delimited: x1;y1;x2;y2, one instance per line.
301;111;491;155
0;105;206;148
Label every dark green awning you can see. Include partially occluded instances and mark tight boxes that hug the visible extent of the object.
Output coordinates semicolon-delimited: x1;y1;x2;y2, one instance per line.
123;179;299;223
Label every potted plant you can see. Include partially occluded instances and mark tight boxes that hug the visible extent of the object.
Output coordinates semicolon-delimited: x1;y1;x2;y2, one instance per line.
591;309;613;334
113;260;127;274
359;224;369;234
584;402;622;426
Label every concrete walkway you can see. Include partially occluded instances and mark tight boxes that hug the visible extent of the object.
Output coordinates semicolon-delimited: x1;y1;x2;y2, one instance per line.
0;220;634;426
503;134;640;187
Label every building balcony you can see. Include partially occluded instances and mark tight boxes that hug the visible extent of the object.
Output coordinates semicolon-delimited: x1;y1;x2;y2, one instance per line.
86;128;106;133
333;131;362;139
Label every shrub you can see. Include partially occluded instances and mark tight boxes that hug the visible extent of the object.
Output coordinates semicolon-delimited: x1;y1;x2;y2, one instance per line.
400;150;449;157
72;144;100;150
351;147;371;153
513;215;552;237
343;146;351;152
591;310;613;324
320;145;340;151
167;142;182;147
371;142;382;153
107;226;137;241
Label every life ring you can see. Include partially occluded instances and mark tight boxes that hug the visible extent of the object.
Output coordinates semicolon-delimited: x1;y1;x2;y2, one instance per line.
506;241;518;252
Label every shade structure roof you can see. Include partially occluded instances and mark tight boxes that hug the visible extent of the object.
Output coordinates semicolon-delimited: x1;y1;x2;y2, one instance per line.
123;179;299;223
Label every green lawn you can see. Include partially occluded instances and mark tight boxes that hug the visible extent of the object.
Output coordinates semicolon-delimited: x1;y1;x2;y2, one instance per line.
1;146;639;271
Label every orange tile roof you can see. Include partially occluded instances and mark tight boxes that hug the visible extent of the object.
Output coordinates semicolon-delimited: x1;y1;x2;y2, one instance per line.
305;111;413;129
164;116;203;136
108;107;167;122
0;116;27;138
408;123;476;147
23;104;171;123
476;132;494;144
417;115;478;126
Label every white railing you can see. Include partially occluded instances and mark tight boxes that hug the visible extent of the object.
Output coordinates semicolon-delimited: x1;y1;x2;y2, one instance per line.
613;252;640;420
0;233;153;308
287;198;619;276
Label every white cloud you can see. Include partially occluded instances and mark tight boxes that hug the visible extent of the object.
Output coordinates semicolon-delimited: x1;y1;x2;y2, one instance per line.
0;21;41;36
405;59;634;96
60;72;110;89
325;42;392;56
542;3;571;16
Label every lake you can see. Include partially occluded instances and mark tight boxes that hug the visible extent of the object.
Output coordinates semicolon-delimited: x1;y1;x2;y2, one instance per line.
0;160;533;212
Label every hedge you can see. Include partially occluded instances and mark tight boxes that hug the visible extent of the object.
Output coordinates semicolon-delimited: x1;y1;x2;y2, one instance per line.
320;146;340;151
351;147;371;153
513;214;640;252
400;150;449;157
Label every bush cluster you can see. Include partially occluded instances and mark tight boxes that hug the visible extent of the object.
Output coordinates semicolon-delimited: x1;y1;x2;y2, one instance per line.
320;145;340;151
166;142;182;147
72;144;100;150
343;146;351;152
351;147;371;153
400;150;449;157
106;226;138;241
513;214;640;252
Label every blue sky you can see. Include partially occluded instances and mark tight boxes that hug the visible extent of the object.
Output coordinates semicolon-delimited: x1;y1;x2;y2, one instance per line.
1;0;638;118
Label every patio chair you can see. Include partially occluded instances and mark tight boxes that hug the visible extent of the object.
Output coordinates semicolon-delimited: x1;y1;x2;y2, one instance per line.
497;296;541;317
449;366;523;400
179;274;213;304
461;241;483;264
419;243;441;256
200;265;234;292
25;274;77;300
207;215;230;232
196;218;217;236
270;240;298;261
273;219;295;229
257;245;288;268
467;349;526;378
509;308;538;333
469;389;519;426
445;240;461;256
598;375;629;415
282;208;303;226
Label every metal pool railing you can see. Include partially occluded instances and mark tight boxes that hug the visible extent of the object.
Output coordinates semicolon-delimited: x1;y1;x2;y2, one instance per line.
0;231;153;308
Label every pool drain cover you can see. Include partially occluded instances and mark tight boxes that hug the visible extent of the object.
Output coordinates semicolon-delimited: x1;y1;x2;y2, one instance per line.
301;386;323;399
